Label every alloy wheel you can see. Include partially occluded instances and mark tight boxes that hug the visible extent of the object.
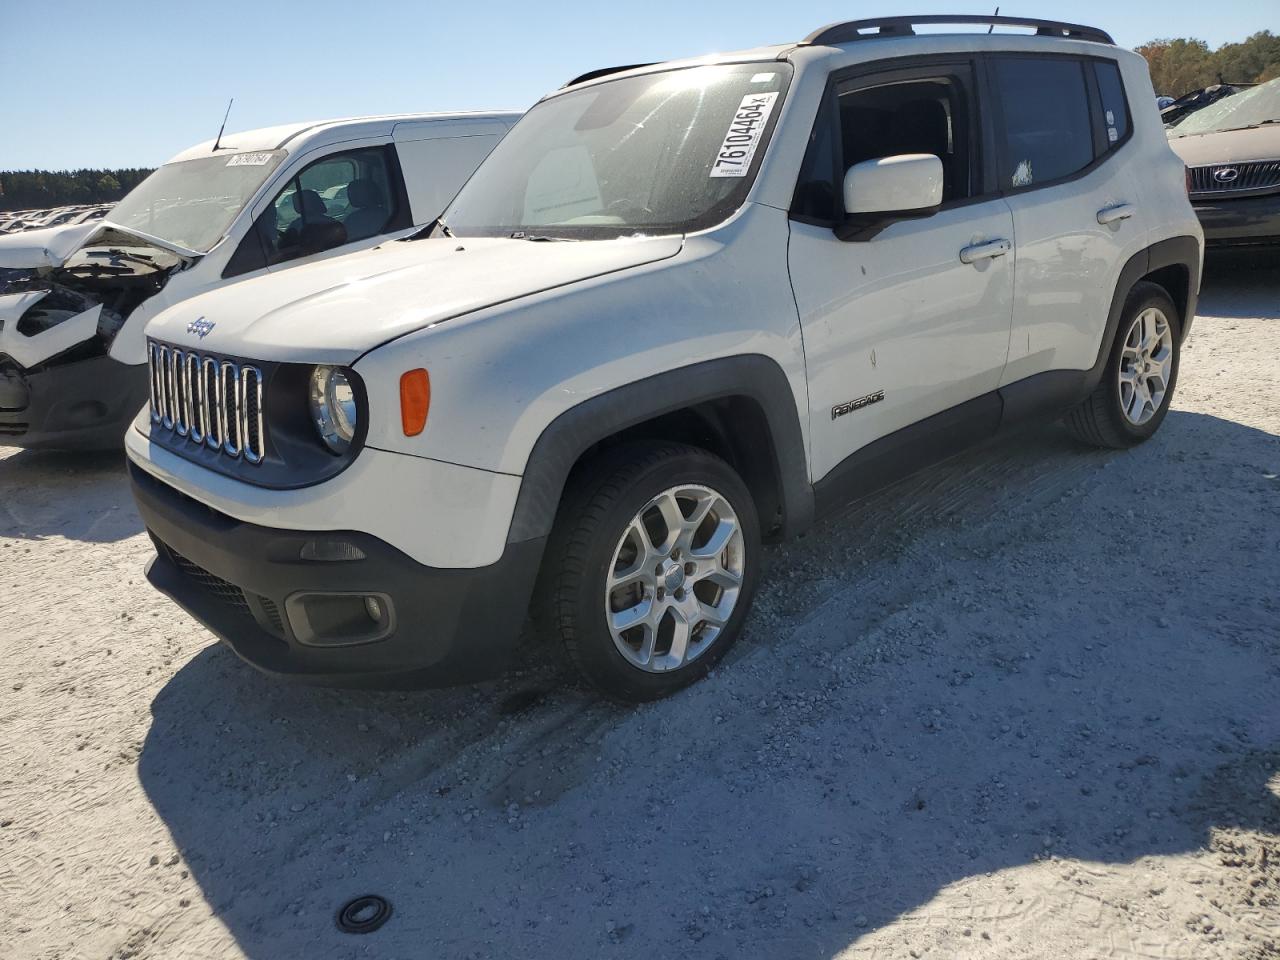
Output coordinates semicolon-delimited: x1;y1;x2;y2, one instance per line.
604;484;745;673
1118;306;1174;426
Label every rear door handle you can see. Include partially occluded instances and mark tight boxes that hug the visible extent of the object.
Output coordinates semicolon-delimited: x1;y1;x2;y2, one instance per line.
959;238;1011;264
1097;203;1136;225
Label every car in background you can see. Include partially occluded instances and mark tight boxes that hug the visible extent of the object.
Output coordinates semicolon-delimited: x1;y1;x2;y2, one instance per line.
1167;77;1280;247
0;111;520;449
1160;83;1254;128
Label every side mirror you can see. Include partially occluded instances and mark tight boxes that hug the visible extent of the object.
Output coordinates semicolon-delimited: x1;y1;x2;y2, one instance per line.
837;153;944;241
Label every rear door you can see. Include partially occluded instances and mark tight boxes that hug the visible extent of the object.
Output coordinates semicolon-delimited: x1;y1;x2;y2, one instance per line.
787;59;1015;483
987;54;1148;385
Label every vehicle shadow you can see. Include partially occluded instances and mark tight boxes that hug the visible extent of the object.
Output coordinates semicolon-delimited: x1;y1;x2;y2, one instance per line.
138;409;1280;958
0;446;142;542
1200;249;1280;319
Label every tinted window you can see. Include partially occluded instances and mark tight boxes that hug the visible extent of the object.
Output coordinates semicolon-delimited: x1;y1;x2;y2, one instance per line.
1095;61;1131;149
992;58;1093;188
793;71;975;223
258;148;397;265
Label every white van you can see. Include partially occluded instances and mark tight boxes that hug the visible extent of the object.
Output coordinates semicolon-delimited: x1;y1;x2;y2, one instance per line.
0;111;520;448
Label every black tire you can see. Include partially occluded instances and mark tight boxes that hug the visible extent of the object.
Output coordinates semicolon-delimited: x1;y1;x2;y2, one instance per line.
1064;281;1182;449
544;441;761;702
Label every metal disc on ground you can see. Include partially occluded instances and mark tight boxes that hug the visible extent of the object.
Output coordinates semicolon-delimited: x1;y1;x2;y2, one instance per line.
335;895;392;934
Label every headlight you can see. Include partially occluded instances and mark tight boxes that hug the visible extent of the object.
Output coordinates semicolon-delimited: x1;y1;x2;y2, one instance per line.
308;365;358;454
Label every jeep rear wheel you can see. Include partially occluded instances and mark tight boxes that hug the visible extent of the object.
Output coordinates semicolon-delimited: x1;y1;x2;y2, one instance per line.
546;442;761;701
1065;281;1182;449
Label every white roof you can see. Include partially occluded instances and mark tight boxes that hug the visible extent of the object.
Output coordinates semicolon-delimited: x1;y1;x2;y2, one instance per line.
166;111;522;164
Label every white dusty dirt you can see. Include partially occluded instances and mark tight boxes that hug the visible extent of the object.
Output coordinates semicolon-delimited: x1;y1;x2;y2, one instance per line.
1;255;1278;960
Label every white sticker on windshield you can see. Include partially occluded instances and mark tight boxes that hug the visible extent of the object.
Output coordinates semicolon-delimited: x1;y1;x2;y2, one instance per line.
750;72;777;83
710;91;779;178
226;152;274;167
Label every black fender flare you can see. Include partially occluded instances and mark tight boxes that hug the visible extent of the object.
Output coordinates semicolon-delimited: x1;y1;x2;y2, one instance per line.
505;354;814;544
1087;235;1201;392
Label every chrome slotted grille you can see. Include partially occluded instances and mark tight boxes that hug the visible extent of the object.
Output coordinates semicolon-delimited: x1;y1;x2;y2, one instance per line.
1188;160;1280;197
148;341;265;464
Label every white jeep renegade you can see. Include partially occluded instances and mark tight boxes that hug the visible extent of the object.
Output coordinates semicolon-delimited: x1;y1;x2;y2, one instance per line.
128;16;1203;701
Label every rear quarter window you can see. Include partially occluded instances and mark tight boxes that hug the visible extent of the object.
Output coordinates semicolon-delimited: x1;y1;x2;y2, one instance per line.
1094;61;1131;149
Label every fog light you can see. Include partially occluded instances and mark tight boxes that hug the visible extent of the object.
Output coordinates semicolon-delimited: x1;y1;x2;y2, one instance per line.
299;539;367;562
285;592;394;647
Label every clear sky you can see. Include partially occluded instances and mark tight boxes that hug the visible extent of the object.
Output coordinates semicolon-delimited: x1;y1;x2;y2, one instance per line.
2;0;1273;170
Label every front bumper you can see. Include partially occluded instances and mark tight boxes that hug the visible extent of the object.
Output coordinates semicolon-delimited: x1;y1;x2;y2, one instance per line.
0;353;148;449
129;461;545;687
1191;191;1280;245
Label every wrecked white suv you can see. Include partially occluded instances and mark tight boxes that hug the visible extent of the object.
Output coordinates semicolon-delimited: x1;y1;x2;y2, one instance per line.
0;111;518;448
129;16;1202;701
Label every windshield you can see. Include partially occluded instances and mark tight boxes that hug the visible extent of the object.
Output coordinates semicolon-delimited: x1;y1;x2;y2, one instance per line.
441;64;791;239
1170;78;1280;137
106;150;287;252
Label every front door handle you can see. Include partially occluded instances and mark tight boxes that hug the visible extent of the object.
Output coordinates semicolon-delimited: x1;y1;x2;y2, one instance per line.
1097;203;1136;225
959;238;1011;264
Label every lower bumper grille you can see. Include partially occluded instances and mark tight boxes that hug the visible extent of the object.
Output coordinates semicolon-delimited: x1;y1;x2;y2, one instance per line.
169;549;250;614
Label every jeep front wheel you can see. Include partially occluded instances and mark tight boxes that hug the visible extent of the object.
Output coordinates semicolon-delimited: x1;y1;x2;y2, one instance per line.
547;443;761;701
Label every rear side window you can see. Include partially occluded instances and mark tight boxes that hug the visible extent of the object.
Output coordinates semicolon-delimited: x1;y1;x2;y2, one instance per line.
1094;61;1131;149
991;57;1094;189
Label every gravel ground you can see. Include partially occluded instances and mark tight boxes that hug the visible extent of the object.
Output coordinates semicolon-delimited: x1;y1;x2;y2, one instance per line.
2;254;1278;960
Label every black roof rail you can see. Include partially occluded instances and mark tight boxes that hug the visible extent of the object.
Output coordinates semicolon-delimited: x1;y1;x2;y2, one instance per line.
563;63;657;88
803;15;1114;47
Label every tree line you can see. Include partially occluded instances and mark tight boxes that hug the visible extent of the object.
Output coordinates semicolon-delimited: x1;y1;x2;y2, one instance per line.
0;168;154;212
1137;30;1280;98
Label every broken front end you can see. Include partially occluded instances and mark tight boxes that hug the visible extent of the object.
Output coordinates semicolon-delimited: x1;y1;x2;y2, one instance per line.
0;230;183;449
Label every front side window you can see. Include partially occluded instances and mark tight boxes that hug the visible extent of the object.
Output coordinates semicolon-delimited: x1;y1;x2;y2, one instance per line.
258;148;398;265
793;68;976;223
992;57;1094;188
440;64;792;240
107;150;287;253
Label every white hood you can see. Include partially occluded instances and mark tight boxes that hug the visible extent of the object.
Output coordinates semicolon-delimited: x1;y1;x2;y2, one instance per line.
0;221;200;270
0;222;102;269
143;234;684;362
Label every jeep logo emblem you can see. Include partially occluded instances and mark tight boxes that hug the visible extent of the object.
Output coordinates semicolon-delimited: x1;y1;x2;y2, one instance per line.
186;317;215;339
1213;167;1239;184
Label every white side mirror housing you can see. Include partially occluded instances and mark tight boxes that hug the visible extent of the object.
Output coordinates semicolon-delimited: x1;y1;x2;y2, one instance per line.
843;153;944;216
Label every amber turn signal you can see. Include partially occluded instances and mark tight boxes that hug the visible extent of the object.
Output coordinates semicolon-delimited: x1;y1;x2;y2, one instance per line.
399;369;430;436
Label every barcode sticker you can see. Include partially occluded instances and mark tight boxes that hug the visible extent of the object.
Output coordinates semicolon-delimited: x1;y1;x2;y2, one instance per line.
226;153;274;167
710;92;778;178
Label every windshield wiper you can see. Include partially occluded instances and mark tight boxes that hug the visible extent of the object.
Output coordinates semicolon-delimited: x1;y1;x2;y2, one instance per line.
104;248;156;266
511;231;579;242
1203;119;1280;135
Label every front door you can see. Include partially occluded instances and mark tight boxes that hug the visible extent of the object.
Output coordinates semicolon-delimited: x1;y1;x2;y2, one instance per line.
787;60;1014;482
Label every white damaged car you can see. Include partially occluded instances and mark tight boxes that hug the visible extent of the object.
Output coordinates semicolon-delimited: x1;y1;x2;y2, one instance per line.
0;111;518;448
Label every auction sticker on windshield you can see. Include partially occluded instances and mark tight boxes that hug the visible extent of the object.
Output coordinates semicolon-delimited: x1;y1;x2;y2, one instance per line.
710;92;779;178
226;153;274;167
